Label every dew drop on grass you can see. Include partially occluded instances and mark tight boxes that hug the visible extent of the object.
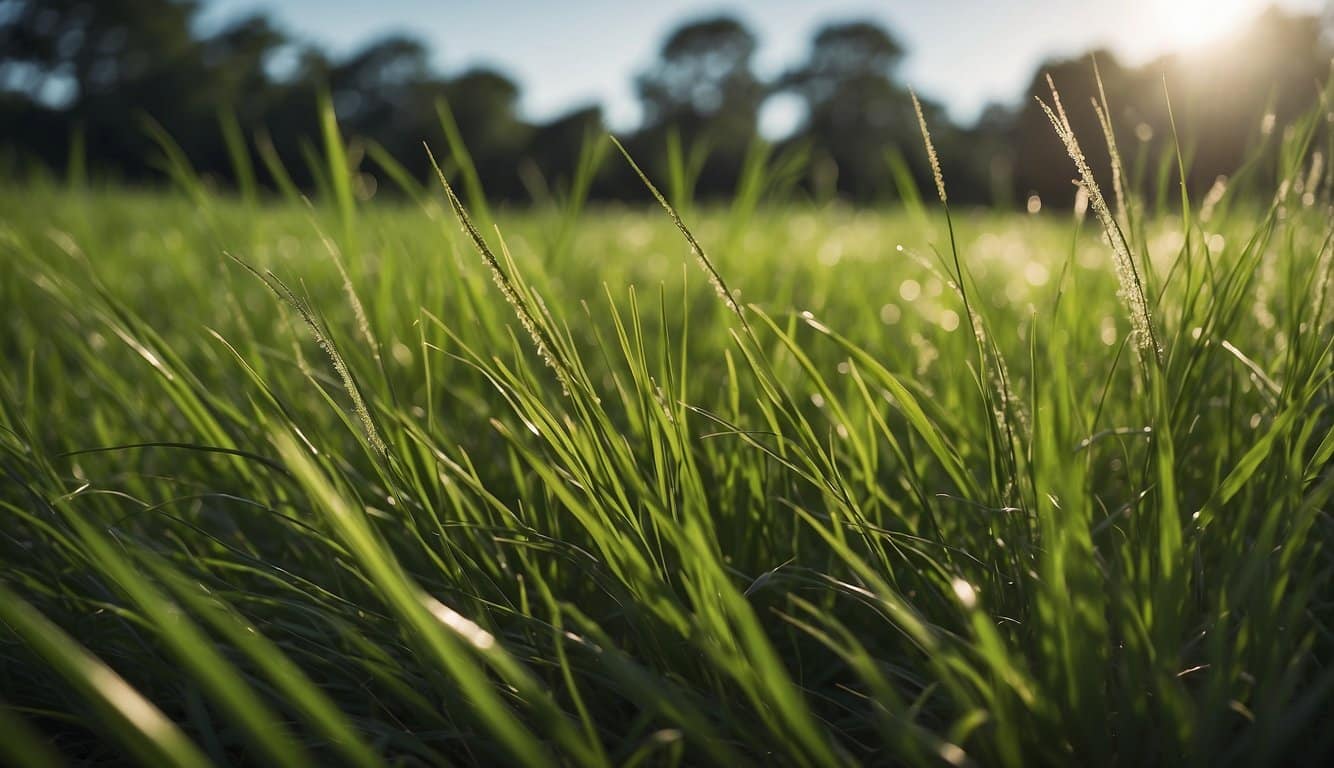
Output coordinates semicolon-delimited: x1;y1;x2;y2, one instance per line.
423;594;496;651
392;341;412;366
951;578;978;609
620;222;652;249
1101;317;1118;346
789;214;816;242
1073;186;1090;219
938;742;968;767
900;279;921;302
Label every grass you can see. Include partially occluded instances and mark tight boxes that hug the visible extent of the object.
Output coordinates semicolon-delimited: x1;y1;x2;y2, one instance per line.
1;88;1332;766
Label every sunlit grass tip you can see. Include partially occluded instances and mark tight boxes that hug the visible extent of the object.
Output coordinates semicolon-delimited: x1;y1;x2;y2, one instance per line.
911;89;947;205
1038;74;1160;364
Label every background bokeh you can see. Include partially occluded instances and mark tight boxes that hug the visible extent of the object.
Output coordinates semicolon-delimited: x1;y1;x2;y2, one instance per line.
2;0;1331;206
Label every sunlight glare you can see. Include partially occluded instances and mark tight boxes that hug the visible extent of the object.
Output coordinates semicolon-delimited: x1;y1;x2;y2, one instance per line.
1154;0;1258;49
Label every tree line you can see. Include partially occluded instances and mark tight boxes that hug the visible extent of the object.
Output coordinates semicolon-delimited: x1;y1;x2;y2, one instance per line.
2;0;1330;207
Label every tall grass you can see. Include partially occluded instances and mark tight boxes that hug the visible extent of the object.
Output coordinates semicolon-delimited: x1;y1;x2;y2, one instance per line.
0;77;1331;766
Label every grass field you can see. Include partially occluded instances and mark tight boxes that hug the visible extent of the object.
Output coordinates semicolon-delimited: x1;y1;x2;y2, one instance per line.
1;96;1332;766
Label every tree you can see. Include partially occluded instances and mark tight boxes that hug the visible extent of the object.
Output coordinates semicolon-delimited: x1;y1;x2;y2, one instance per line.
522;105;606;201
633;15;763;197
328;35;440;164
0;0;200;104
1006;9;1331;209
438;68;531;198
1;3;1328;206
637;16;761;140
780;20;926;201
785;21;904;106
0;0;210;176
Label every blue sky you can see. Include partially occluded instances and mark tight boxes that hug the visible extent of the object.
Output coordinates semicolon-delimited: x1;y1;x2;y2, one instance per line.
201;0;1328;133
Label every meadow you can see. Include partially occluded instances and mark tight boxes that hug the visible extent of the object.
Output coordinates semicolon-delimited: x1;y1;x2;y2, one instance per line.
0;93;1331;766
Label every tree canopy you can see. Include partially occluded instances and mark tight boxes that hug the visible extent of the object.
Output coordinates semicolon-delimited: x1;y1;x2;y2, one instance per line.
1;0;1329;207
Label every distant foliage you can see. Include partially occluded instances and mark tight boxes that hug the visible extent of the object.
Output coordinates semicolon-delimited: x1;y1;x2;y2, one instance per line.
0;0;1329;206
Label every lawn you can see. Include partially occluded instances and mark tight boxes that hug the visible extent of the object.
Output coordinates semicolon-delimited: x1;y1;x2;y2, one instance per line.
0;106;1331;766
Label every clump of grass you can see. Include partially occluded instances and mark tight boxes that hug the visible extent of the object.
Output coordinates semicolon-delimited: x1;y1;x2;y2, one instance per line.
0;71;1331;768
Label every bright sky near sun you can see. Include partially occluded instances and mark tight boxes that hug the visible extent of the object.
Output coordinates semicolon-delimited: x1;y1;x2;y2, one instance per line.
202;0;1329;134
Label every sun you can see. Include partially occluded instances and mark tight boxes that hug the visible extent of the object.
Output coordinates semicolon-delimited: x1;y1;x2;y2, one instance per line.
1153;0;1263;50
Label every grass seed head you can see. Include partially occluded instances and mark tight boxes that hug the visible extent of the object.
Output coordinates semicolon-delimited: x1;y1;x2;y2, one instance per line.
911;90;948;205
1039;78;1160;364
